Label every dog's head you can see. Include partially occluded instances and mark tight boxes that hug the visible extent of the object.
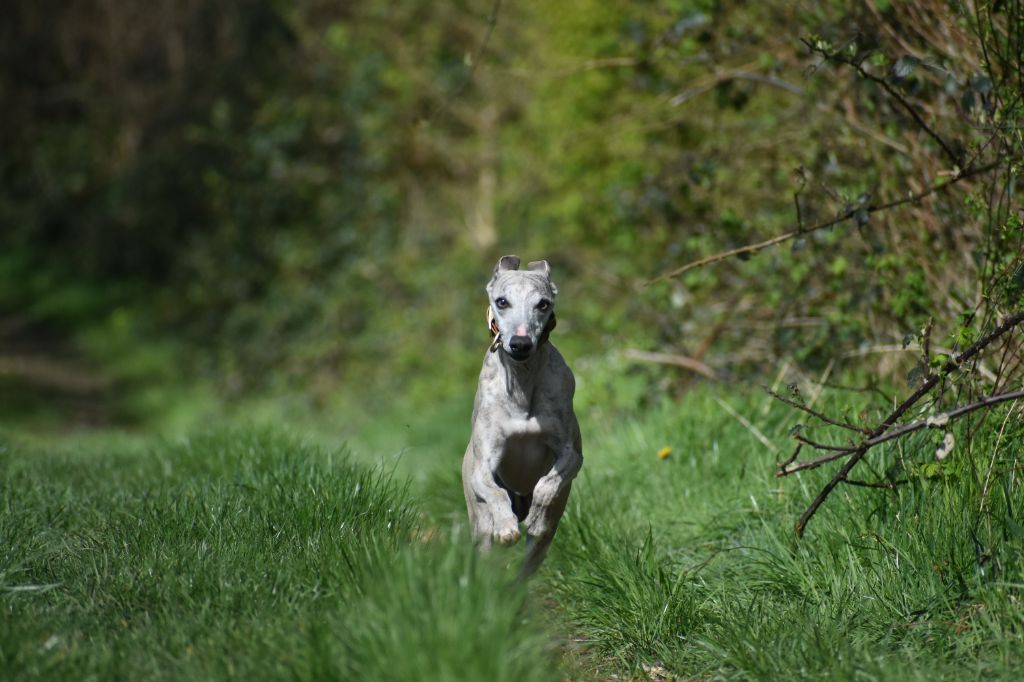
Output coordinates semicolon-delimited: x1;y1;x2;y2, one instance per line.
486;255;558;362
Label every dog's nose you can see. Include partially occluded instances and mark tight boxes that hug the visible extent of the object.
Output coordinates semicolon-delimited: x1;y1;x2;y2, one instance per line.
508;335;533;359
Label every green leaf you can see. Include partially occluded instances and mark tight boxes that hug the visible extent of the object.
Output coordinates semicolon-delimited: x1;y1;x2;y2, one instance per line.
1005;515;1024;542
891;56;919;80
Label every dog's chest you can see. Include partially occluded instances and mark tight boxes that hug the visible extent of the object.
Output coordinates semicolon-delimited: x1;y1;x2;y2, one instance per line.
496;429;553;495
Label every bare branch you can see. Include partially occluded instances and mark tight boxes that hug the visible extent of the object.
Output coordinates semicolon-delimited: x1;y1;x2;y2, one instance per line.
780;388;1024;476
669;68;805;106
764;386;871;434
794;310;1024;536
794;435;857;453
649;161;999;284
779;443;802;470
861;388;1024;449
423;0;502;126
843;478;908;489
779;447;852;475
622;349;717;379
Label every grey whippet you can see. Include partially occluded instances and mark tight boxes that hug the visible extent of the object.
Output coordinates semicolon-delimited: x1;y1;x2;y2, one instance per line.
462;255;583;577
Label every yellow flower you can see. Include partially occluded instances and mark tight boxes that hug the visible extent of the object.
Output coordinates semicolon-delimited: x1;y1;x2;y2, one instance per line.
657;446;671;460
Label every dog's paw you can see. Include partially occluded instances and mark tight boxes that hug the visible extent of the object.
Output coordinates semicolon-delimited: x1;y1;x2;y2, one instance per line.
493;526;521;545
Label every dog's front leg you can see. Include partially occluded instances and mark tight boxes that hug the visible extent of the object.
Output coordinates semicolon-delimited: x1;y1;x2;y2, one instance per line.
468;438;522;548
521;440;582;575
524;438;581;540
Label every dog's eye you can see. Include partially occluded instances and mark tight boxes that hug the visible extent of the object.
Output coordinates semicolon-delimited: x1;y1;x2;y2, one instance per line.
536;299;551;311
495;297;510;309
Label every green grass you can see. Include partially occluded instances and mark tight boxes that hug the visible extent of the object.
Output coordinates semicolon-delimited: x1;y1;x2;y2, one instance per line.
0;429;558;682
544;392;1024;679
2;388;1023;680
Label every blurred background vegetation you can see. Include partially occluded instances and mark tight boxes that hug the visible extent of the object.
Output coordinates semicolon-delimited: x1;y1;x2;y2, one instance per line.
1;0;1021;435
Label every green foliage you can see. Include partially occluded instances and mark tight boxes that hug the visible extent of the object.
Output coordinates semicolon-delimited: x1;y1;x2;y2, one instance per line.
2;0;1021;422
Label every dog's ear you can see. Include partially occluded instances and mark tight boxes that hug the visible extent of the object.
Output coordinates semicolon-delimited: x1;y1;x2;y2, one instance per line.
526;260;550;277
495;255;521;273
528;260;557;296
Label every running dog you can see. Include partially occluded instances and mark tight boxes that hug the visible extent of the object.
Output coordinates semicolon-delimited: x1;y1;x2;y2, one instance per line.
461;255;583;577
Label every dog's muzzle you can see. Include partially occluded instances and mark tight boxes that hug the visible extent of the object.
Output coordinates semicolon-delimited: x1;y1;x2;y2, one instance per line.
486;305;557;357
507;335;533;361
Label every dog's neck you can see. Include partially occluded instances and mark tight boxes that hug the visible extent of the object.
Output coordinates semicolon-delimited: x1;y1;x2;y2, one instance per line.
497;345;549;409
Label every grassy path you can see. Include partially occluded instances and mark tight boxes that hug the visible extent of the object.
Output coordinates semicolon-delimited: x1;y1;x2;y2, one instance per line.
3;388;1023;680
